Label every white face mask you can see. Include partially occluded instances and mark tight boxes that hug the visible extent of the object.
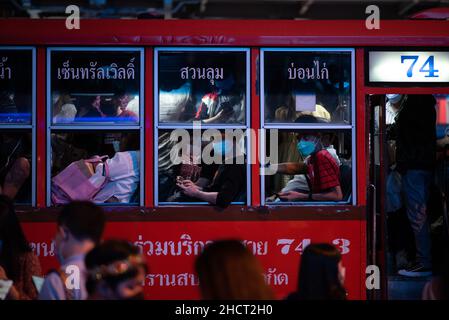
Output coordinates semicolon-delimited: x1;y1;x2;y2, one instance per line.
386;94;403;104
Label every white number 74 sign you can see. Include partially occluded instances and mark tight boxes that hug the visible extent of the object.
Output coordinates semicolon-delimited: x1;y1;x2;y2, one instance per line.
369;51;449;83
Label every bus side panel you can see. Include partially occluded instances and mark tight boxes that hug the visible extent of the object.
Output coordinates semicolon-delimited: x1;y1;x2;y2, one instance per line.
22;220;365;300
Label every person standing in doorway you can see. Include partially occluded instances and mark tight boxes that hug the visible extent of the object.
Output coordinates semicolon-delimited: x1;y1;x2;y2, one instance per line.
395;94;436;277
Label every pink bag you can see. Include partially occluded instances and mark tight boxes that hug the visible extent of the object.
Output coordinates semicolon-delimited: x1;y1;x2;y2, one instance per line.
51;155;109;204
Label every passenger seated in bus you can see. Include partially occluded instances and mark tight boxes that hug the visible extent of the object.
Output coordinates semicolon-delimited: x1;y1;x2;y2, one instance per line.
114;91;138;122
53;93;77;123
0;133;32;202
75;95;105;121
267;132;341;202
194;75;245;124
267;133;342;202
175;136;246;208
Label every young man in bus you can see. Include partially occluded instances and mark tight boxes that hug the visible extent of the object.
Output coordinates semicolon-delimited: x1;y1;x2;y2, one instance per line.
268;132;343;202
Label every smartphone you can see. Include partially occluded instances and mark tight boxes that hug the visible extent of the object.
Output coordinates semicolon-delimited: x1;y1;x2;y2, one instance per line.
0;279;13;300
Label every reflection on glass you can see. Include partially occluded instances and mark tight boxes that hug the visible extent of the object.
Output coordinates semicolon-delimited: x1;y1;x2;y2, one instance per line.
264;129;352;203
50;131;140;204
264;51;352;124
158;129;246;206
0;132;32;204
158;51;247;124
0;50;33;124
52;92;139;124
50;49;141;124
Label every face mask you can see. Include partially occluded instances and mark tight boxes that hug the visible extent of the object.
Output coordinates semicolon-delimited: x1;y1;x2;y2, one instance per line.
297;140;316;157
386;94;402;104
213;140;232;157
112;140;121;153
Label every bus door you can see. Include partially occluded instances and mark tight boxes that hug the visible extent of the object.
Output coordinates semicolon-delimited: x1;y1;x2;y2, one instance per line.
368;93;449;300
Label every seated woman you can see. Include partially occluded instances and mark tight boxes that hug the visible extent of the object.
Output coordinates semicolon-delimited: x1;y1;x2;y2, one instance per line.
175;136;246;208
268;133;342;202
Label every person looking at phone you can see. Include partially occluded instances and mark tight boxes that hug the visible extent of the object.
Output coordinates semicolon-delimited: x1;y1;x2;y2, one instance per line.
176;135;246;208
268;133;342;202
0;195;42;300
39;201;105;300
85;240;147;300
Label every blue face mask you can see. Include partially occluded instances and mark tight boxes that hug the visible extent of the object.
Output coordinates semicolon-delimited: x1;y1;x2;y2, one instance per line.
213;141;232;157
297;140;316;157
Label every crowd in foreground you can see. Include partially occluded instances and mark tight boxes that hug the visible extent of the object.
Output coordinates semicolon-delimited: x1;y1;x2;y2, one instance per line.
0;196;447;300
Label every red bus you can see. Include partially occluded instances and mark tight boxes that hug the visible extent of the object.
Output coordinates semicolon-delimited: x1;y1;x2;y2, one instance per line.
1;18;448;300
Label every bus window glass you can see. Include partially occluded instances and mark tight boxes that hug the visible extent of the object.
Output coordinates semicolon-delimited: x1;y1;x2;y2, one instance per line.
49;49;141;125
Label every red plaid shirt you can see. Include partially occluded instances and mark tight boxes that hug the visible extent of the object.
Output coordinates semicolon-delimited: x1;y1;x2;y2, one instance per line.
307;149;340;193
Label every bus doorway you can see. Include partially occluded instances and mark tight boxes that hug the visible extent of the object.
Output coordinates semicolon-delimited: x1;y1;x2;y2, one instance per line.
367;93;449;300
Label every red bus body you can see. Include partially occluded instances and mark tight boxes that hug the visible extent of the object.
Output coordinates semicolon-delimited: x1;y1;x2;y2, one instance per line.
1;19;448;300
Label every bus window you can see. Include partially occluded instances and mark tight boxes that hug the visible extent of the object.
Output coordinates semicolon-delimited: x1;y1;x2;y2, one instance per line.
264;129;352;204
154;48;250;207
0;48;33;124
47;48;143;206
157;49;248;125
50;131;140;205
157;129;247;207
262;49;353;125
48;48;142;125
0;132;32;204
0;47;35;205
260;48;355;205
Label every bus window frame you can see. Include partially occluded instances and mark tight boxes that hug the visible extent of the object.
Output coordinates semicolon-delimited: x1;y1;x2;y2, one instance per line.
46;47;145;207
0;46;36;206
259;47;356;206
153;47;252;207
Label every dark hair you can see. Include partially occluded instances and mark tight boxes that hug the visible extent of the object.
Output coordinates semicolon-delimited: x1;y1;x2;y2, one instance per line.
77;95;98;108
195;239;274;300
85;239;143;295
57;201;105;244
294;243;347;300
99;99;117;117
0;195;31;280
120;133;140;152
